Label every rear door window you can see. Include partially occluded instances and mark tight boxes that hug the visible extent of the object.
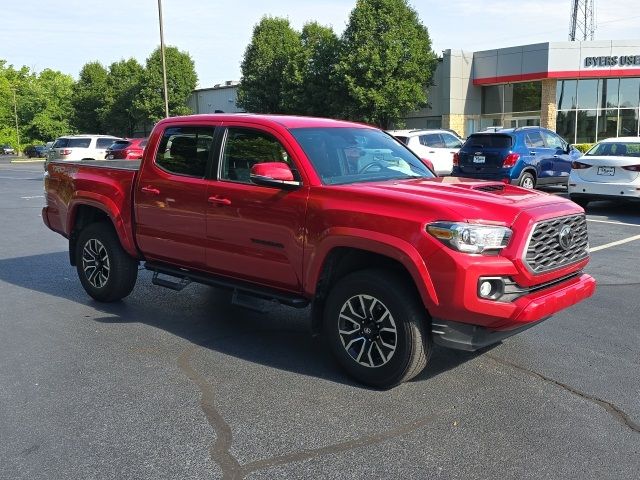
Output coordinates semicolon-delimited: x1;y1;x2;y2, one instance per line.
420;133;445;147
67;138;91;148
524;131;545;148
155;126;215;177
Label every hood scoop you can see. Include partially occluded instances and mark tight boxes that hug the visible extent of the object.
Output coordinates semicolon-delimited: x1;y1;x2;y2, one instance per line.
472;183;505;193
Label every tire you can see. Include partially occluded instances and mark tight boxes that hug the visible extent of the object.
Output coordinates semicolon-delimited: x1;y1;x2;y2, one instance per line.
518;171;536;189
75;222;138;302
323;269;431;389
570;195;590;209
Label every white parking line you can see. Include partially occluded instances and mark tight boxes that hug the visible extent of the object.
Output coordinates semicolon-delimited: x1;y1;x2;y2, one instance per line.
587;219;640;228
591;234;640;252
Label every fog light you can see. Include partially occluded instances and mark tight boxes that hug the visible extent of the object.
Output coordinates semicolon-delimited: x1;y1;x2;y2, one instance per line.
479;281;493;297
477;277;506;300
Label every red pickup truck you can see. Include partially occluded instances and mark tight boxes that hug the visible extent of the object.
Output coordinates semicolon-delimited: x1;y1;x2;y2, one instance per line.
43;114;596;388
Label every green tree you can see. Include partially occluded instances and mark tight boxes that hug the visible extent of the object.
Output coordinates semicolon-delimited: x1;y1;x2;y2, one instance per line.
336;0;438;128
26;69;75;141
135;46;198;124
104;58;145;136
284;22;341;116
72;62;110;133
237;17;302;113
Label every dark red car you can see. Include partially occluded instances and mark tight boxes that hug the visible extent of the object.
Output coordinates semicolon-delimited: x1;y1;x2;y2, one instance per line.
105;138;147;160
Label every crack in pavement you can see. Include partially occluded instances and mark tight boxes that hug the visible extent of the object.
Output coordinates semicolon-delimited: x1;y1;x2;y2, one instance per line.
178;340;449;479
238;410;444;477
177;346;243;479
486;354;640;434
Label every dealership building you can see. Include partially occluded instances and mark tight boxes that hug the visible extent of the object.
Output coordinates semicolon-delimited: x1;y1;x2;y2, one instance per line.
189;39;640;143
406;39;640;142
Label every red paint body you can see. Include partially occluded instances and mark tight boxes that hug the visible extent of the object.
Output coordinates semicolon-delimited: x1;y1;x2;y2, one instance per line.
43;114;596;332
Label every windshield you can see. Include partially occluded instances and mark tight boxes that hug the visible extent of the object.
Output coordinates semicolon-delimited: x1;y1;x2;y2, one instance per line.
585;142;640;157
290;127;434;185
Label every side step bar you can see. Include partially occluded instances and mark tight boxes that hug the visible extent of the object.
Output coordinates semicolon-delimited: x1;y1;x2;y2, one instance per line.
145;262;309;308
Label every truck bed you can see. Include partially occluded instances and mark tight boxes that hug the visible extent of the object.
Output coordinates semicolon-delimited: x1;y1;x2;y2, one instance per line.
48;159;141;171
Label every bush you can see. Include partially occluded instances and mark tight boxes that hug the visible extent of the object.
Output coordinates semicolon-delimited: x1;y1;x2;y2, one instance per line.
573;143;594;153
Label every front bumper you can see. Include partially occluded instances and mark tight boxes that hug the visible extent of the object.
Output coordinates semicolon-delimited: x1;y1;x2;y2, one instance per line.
431;273;596;350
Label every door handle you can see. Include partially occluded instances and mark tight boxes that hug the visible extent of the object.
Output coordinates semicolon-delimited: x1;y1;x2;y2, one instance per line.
428;151;436;154
208;196;231;206
141;186;160;195
529;151;536;155
553;154;560;158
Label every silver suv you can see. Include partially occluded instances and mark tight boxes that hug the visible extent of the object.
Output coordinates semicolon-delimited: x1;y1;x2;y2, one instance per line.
48;135;122;163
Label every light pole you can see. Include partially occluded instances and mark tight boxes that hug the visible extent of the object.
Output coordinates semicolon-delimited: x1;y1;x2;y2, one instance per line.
12;88;20;154
157;0;170;118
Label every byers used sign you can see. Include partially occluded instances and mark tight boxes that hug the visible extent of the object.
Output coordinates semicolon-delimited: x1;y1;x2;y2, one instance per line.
584;55;640;67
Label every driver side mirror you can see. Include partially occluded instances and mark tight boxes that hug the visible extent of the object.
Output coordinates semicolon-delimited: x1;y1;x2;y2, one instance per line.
250;162;301;190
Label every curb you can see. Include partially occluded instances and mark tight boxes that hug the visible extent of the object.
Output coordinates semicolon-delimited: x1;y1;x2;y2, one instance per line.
10;159;46;163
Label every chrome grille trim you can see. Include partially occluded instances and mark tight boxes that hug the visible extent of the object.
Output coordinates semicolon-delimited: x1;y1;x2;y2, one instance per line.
523;214;589;274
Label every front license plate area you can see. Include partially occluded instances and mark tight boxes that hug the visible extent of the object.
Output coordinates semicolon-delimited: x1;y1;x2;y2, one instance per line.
473;155;485;164
597;166;615;176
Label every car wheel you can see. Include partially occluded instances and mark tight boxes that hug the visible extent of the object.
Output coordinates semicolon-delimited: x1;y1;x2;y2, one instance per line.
570;195;590;208
75;222;138;302
323;269;431;389
518;171;536;189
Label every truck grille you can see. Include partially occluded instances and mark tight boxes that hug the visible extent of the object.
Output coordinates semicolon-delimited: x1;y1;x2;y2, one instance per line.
524;214;589;274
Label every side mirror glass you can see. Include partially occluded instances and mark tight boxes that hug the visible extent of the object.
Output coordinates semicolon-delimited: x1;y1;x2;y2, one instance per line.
250;162;301;190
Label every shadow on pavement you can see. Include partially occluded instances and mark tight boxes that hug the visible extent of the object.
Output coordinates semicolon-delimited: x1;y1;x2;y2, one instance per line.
0;251;482;388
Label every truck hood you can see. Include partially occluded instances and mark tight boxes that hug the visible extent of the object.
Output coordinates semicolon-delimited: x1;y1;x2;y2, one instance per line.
339;176;579;225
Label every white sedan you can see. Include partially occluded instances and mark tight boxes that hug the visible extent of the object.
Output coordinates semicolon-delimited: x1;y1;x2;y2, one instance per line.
568;137;640;208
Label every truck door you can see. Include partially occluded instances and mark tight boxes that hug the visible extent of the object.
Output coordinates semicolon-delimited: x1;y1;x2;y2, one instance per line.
134;125;217;269
204;124;308;293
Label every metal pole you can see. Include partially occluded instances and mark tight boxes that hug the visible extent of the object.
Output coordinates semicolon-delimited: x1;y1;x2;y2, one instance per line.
158;0;170;118
13;88;20;154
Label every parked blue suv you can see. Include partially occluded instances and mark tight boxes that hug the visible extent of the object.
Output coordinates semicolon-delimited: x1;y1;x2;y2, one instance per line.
451;127;582;188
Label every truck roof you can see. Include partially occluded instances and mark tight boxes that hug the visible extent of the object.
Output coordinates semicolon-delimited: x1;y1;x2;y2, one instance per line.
160;113;376;130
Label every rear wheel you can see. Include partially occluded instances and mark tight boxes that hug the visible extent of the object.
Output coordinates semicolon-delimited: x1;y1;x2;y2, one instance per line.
518;171;536;189
75;222;138;302
323;269;431;389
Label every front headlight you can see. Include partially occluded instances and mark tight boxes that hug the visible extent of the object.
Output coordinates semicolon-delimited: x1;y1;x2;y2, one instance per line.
426;222;512;254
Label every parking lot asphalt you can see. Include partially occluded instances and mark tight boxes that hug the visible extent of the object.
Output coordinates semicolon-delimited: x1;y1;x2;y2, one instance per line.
1;162;638;480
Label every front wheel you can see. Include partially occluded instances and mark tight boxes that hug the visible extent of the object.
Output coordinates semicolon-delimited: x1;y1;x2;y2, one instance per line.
75;222;138;302
323;269;431;389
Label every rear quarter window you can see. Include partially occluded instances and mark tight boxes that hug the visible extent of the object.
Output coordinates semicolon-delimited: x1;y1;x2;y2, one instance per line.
53;138;69;148
464;134;512;149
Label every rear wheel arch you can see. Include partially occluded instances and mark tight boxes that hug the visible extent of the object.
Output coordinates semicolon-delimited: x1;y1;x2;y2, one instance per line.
69;205;114;266
518;168;537;188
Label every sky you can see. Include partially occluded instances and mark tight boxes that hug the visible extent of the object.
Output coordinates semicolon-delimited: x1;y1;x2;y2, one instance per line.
2;0;639;88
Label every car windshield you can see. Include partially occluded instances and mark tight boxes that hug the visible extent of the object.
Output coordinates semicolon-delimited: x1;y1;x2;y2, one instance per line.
290;127;434;185
585;142;640;157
